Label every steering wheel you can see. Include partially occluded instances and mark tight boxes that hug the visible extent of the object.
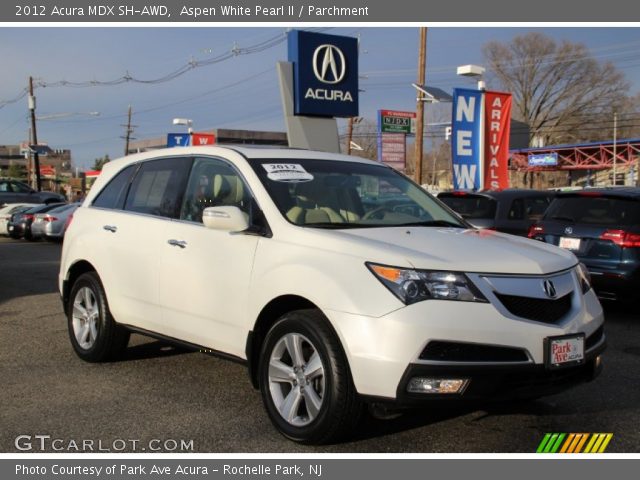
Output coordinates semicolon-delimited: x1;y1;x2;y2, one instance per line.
362;206;393;221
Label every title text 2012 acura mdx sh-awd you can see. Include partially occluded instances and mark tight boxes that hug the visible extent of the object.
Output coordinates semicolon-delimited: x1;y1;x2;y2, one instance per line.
59;147;605;444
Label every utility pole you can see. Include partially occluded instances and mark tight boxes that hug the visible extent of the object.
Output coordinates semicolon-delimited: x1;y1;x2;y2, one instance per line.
413;27;427;185
347;117;355;155
612;111;617;186
121;105;136;156
28;76;42;191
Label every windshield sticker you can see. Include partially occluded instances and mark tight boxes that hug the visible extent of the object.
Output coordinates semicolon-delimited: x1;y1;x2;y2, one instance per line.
262;163;314;182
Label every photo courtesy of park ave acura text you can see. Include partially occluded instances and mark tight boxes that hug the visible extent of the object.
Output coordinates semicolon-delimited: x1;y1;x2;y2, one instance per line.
1;22;640;454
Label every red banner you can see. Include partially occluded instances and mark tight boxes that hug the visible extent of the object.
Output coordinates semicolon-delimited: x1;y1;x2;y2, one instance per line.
191;133;216;146
483;91;512;190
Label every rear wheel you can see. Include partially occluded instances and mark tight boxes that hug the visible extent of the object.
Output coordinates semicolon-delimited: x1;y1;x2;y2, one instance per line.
258;309;361;444
67;272;129;362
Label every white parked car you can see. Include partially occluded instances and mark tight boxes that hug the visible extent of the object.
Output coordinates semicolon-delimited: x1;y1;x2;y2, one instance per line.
59;146;605;444
0;203;38;236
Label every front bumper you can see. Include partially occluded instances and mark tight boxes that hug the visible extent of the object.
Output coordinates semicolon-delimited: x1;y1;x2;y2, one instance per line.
325;285;605;401
391;341;604;405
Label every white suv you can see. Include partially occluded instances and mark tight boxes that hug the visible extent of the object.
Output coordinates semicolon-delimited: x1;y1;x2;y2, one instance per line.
59;146;605;444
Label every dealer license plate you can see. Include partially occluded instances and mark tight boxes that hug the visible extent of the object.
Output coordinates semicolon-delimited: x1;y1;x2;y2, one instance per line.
545;334;585;369
559;237;581;250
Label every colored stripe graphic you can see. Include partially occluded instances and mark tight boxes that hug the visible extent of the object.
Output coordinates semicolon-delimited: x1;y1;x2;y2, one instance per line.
537;433;613;453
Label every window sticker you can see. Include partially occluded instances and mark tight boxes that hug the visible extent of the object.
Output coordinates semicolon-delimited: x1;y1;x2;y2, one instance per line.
262;163;314;182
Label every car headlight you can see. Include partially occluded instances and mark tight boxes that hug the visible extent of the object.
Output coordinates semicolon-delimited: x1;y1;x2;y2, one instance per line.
366;263;488;305
577;262;592;294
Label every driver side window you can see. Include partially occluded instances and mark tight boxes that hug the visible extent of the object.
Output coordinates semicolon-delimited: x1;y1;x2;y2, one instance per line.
180;157;252;224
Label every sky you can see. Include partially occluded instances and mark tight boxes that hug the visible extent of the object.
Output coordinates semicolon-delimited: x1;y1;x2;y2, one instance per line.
0;27;639;168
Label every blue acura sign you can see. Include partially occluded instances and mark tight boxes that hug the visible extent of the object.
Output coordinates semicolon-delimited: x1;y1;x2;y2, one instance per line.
288;30;359;117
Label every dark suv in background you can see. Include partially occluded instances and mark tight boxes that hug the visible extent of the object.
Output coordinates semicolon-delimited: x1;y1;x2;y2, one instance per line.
528;188;640;302
438;189;554;236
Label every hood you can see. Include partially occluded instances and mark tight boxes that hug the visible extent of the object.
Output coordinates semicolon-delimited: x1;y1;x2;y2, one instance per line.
331;227;577;275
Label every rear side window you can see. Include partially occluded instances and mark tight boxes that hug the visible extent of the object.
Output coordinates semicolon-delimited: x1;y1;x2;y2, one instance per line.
93;164;137;210
508;196;552;221
439;195;497;220
545;196;640;226
124;157;192;219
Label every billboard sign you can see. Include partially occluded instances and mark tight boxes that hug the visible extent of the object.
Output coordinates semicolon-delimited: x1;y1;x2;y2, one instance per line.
451;88;484;190
528;152;559;167
192;133;216;146
288;30;359;117
377;133;406;172
378;110;416;134
166;133;191;147
484;91;512;189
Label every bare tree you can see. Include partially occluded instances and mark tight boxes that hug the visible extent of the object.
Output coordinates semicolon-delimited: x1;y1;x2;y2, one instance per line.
483;32;630;146
341;119;380;160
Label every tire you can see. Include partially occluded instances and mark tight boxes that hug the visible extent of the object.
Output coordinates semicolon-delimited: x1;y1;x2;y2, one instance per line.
258;309;362;444
67;271;130;362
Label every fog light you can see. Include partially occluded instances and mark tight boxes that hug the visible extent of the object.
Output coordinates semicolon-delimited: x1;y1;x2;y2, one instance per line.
407;378;469;394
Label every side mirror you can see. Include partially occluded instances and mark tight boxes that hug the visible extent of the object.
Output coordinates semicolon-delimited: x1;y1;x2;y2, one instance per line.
202;206;249;232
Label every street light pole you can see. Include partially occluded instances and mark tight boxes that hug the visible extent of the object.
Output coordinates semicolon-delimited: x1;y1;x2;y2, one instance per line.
28;76;42;192
413;27;427;185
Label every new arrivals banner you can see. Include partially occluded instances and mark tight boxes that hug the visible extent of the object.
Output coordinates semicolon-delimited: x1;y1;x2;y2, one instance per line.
484;91;512;189
451;88;484;190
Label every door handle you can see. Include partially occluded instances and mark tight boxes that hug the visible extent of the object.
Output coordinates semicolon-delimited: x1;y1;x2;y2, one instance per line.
167;239;187;249
103;225;117;233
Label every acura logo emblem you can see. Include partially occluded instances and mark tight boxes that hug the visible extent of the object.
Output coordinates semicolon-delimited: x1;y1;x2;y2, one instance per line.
564;226;573;235
542;280;557;298
312;44;346;84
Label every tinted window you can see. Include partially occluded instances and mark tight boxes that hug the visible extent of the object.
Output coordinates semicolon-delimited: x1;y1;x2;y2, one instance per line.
93;164;137;210
125;157;192;219
507;196;551;221
439;195;497;220
0;181;11;192
11;181;32;193
180;158;252;223
545;196;640;226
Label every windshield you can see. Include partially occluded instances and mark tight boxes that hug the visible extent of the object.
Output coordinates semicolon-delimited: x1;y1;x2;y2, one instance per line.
249;158;466;229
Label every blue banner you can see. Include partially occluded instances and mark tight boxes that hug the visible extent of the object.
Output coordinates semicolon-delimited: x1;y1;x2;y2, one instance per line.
528;152;558;167
451;88;484;190
288;30;359;118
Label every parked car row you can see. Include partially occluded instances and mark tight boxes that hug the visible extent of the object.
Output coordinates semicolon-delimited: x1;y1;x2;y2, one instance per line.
438;188;640;303
0;202;79;242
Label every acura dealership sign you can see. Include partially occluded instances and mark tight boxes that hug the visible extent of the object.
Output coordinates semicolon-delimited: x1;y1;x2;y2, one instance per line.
288;30;359;117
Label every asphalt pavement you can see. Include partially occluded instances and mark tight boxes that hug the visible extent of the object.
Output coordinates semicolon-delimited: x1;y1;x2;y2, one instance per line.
1;237;639;453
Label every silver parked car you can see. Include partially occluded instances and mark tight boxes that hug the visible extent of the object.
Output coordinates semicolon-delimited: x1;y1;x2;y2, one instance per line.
31;203;80;241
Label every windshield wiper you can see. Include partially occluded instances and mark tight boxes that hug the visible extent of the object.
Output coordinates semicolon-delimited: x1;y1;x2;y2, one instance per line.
397;220;465;228
551;215;575;222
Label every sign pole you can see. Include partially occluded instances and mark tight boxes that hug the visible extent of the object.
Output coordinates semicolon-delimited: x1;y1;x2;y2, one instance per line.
28;76;42;192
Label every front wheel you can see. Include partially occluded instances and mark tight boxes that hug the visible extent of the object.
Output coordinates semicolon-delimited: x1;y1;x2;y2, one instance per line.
258;309;361;444
67;272;130;362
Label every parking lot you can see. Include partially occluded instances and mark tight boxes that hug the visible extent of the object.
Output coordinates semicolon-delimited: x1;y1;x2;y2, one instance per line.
1;237;639;453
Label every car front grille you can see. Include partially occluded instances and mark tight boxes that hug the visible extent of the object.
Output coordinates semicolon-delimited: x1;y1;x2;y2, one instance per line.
495;292;573;324
419;340;529;363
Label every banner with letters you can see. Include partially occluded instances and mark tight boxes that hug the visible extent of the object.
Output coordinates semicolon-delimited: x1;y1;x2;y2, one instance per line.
451;88;512;190
483;91;511;189
451;88;484;190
